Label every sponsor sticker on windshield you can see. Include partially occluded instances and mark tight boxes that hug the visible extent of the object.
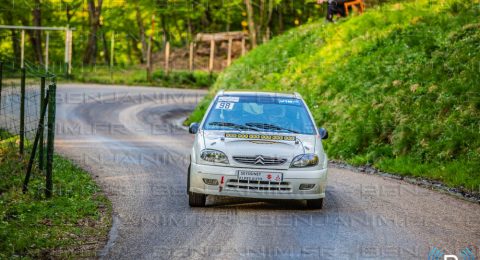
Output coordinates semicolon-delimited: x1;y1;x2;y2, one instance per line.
215;102;235;110
218;96;240;102
225;133;296;141
278;99;301;105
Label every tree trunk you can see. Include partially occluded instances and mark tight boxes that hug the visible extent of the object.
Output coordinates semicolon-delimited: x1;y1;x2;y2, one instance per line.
278;4;284;34
130;36;143;63
61;0;78;23
83;0;103;65
19;17;40;65
259;0;265;42
187;16;193;41
172;13;183;44
65;1;72;23
226;6;231;32
126;36;133;64
11;30;21;64
5;12;20;64
201;3;211;31
160;14;169;46
102;31;110;65
265;0;274;41
135;3;148;63
32;0;44;64
245;0;257;48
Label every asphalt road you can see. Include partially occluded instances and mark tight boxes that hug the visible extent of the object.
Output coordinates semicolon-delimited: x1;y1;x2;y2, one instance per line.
55;83;480;260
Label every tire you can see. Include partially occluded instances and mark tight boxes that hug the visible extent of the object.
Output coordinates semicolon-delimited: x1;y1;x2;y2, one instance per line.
306;198;324;209
189;192;206;207
187;164;191;194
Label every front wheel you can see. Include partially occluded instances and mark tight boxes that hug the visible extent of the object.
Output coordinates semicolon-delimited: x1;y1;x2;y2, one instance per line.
187;164;191;194
306;198;324;209
189;192;206;207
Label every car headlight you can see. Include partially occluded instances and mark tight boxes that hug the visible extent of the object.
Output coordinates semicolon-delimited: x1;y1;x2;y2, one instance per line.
200;149;229;164
290;154;319;168
322;154;328;169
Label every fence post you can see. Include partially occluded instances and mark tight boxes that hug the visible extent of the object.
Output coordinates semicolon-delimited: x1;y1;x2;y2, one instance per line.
227;38;233;66
0;62;3;110
165;41;170;76
241;37;246;56
23;90;49;194
146;15;155;82
68;29;73;76
21;30;25;69
209;39;215;73
110;32;115;69
39;77;46;170
110;31;115;81
45;32;49;72
189;42;194;72
20;68;26;155
64;29;69;79
45;79;56;198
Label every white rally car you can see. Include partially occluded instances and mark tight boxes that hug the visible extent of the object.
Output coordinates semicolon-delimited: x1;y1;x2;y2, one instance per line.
187;91;328;209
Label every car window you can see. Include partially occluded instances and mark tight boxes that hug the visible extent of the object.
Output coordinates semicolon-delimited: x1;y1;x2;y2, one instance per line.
203;95;316;135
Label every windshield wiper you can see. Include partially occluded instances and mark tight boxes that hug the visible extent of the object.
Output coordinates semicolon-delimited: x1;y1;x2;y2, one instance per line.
208;122;259;131
245;122;299;133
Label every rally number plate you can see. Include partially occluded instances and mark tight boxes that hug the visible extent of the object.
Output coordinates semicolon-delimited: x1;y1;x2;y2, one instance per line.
237;170;283;182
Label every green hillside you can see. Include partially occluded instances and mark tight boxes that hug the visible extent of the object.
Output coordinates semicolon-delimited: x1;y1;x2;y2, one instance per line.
186;0;480;191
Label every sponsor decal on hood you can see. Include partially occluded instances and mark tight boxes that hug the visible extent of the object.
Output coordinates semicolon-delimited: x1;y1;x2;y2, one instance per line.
224;133;296;141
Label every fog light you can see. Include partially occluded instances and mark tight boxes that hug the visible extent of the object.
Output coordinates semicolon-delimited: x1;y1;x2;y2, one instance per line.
203;178;219;185
299;184;315;190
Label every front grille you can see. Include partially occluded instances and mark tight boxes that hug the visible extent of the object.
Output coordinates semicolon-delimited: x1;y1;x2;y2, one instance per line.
233;155;287;166
226;179;292;192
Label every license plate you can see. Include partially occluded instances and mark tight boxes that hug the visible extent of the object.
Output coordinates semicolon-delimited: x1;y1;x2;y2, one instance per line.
237;170;283;182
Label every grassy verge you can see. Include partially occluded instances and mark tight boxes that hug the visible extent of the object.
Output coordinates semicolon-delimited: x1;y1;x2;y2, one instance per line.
186;0;480;192
0;130;112;258
66;66;216;89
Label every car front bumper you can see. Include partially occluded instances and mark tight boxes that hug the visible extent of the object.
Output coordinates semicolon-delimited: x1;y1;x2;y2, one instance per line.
189;162;327;200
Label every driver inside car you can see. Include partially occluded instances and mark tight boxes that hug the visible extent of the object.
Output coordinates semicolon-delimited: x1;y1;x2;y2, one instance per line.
262;104;286;125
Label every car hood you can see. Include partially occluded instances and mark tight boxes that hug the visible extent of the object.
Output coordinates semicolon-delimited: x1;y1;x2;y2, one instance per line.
201;130;317;170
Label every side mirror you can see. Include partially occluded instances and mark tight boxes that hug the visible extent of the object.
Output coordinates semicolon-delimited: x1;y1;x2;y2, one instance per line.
189;122;199;134
319;127;328;140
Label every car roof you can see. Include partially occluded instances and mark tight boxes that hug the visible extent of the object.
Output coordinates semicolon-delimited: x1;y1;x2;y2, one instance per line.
218;90;302;99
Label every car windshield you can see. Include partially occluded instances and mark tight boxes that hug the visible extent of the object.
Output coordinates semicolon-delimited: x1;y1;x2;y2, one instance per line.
203;95;316;135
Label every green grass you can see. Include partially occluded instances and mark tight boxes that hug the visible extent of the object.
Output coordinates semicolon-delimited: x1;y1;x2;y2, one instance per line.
69;66;217;89
0;131;112;258
186;0;480;192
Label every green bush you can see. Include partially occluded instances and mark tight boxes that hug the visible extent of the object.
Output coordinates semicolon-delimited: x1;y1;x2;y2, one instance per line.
72;66;216;89
0;133;111;258
187;0;480;191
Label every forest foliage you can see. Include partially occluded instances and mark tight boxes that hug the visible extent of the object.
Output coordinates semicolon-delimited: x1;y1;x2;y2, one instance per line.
0;0;337;69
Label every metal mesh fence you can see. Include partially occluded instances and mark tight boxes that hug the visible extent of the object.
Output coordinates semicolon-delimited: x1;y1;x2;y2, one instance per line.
0;61;54;141
0;59;57;197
